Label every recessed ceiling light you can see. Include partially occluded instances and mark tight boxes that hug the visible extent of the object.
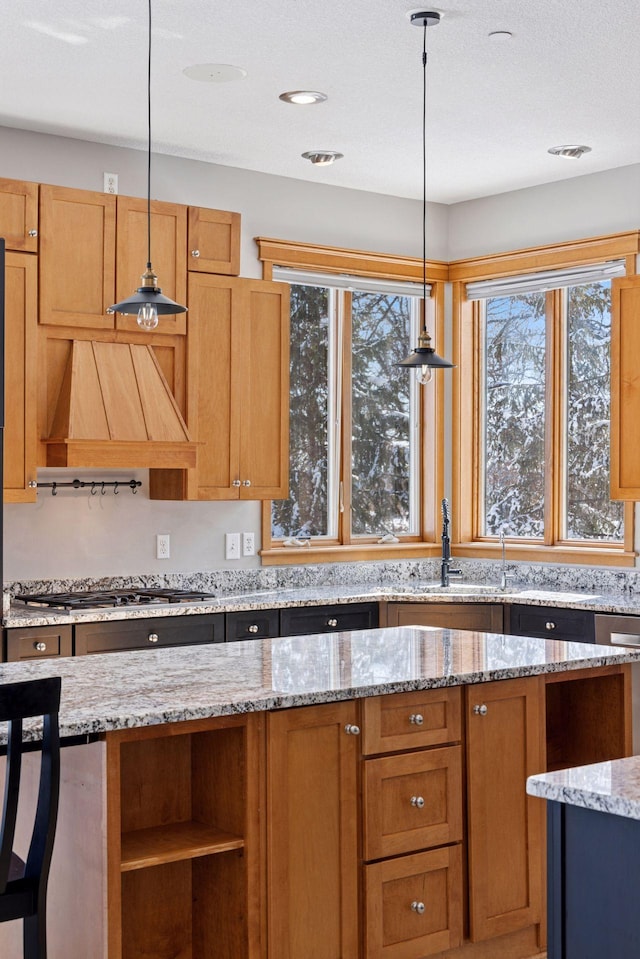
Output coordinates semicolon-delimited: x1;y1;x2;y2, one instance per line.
548;144;592;159
488;30;513;40
183;63;247;83
279;90;327;105
302;151;344;166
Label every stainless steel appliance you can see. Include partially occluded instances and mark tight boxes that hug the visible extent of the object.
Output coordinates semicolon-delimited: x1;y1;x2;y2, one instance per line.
15;588;217;611
595;613;640;754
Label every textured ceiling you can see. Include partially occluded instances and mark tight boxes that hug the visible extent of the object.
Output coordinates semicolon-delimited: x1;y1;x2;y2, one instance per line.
1;0;639;203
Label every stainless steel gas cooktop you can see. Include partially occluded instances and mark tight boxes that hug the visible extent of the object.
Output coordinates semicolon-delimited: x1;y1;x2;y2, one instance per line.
15;588;217;611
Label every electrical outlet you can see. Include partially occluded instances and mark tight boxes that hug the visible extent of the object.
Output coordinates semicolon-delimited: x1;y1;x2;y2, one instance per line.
103;172;118;195
225;532;241;560
242;532;255;556
156;533;170;559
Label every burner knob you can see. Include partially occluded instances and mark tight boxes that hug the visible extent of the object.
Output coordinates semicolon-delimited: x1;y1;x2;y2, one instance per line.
147;633;159;644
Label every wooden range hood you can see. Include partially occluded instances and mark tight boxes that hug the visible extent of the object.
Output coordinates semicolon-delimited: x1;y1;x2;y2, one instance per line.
44;340;197;469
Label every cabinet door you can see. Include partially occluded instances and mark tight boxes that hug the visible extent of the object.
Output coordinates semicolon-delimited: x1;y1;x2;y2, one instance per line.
268;701;360;959
39;185;116;329
188;206;240;275
465;677;544;942
611;275;640;498
115;196;187;335
4;252;37;501
0;177;39;252
387;602;504;632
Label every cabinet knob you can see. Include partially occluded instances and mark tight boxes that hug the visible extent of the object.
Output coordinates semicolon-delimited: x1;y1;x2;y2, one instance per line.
327;618;338;627
344;724;360;736
242;479;252;487
28;229;38;237
34;641;47;652
232;479;241;487
248;624;259;634
191;249;200;257
411;901;426;915
28;480;38;488
545;621;556;631
410;795;425;808
409;713;424;726
148;633;159;644
473;704;488;716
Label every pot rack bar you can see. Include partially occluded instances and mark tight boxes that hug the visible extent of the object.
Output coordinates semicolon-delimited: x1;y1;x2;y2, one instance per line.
30;479;142;496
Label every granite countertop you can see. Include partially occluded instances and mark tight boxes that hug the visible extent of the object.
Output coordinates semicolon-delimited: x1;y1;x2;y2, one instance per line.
1;625;639;740
5;581;640;629
527;756;640;821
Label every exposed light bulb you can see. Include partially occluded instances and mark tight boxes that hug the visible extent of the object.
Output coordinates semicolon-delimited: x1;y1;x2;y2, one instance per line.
417;365;433;386
137;302;159;331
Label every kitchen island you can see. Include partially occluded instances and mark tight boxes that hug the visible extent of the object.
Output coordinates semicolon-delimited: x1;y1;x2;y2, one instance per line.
1;625;638;959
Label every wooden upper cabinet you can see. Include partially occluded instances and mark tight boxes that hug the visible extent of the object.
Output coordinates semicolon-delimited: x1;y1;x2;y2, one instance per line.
115;196;187;335
611;274;640;499
0;178;39;252
187;206;240;275
39;185;116;329
465;677;544;943
4;252;38;501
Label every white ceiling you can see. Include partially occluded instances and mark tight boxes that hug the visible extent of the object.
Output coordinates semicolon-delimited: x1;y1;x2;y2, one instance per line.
1;0;639;204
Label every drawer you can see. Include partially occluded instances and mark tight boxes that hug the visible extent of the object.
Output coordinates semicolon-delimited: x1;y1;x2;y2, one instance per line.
361;688;462;756
5;625;73;661
75;614;224;655
363;745;463;860
279;602;378;637
509;604;595;643
226;608;279;642
364;846;463;959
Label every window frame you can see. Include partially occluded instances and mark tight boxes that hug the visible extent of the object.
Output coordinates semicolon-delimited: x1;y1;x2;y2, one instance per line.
451;231;639;566
257;237;449;565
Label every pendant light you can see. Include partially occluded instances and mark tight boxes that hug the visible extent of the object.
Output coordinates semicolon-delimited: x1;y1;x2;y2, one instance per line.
398;11;453;384
108;0;187;330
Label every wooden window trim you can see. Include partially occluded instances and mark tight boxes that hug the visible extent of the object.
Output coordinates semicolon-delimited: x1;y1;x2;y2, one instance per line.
452;231;639;566
257;237;447;564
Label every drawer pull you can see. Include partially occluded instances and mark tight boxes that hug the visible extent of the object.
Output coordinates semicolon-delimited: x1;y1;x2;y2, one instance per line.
248;625;259;634
411;901;426;915
473;704;488;716
344;724;360;736
327;618;338;627
410;795;425;808
148;633;159;644
545;621;556;631
409;713;424;726
34;642;47;652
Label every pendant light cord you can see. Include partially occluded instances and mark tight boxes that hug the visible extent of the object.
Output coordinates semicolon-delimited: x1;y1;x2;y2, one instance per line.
146;0;152;269
421;20;428;336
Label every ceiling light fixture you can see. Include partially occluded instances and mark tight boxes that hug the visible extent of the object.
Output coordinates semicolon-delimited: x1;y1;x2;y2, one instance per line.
279;90;327;105
547;144;592;159
301;150;344;166
398;11;454;384
108;0;187;330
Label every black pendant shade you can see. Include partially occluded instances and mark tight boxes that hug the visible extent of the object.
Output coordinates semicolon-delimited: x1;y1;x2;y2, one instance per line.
399;334;454;370
109;268;188;316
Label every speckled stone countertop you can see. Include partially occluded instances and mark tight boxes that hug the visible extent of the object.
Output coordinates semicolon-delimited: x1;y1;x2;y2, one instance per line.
6;582;640;629
1;625;639;741
527;756;640;821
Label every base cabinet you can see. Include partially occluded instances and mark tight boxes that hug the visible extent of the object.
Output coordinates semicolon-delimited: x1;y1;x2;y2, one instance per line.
386;602;504;632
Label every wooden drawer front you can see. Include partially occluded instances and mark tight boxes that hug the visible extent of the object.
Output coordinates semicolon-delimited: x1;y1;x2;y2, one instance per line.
365;846;463;959
509;604;595;643
280;602;379;637
362;688;462;756
363;746;462;861
5;625;73;661
226;608;279;642
75;614;224;655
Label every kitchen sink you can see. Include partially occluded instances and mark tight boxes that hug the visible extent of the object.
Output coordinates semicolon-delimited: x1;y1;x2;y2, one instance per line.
418;583;519;594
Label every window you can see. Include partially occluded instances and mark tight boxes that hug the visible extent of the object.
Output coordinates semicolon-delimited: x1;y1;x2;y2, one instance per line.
454;237;636;564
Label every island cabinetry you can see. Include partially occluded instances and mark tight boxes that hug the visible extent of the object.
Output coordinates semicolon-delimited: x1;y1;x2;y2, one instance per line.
361;690;464;959
267;701;360;959
386;602;504;632
0;176;39;252
107;714;265;959
188;206;240;275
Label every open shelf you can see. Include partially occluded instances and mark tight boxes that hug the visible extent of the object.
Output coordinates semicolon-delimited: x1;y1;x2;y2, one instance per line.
121;821;244;872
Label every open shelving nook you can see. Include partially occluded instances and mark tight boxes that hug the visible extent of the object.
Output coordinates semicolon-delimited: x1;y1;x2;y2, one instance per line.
106;714;265;959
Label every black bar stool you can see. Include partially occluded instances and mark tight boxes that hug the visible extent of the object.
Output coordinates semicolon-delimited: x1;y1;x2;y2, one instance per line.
0;677;62;959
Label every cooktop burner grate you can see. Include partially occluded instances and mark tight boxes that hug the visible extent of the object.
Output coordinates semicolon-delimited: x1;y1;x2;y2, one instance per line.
15;588;218;610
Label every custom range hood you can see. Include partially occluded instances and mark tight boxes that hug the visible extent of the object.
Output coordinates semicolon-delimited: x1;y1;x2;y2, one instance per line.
44;340;197;469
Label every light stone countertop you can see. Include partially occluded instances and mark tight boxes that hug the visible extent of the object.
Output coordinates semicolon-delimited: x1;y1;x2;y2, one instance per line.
527;756;640;821
1;625;639;741
5;582;640;629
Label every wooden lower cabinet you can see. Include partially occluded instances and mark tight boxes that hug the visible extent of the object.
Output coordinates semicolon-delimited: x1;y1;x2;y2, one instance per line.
386;602;504;632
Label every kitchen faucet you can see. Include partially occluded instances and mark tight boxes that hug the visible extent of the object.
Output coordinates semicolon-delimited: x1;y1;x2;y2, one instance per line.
499;529;515;590
440;499;462;587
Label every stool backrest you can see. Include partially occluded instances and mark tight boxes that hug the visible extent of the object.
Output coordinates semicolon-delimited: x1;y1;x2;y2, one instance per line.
0;677;61;894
